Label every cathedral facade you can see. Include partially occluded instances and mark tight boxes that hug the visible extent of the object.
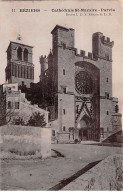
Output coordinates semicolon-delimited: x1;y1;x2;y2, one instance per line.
40;25;122;141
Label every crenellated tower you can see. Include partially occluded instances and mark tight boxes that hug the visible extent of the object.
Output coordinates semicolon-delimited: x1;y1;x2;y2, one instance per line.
92;32;114;61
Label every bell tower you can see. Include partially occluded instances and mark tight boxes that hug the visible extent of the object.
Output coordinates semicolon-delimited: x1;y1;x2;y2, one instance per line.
5;36;34;88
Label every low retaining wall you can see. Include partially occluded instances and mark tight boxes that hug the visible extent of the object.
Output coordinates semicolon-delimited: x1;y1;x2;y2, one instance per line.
56;132;74;144
63;154;123;191
0;125;51;158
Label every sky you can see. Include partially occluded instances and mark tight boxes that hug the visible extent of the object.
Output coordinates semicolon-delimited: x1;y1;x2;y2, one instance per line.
0;1;122;113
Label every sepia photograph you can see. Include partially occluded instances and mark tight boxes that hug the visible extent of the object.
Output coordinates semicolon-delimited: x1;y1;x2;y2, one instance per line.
0;0;123;191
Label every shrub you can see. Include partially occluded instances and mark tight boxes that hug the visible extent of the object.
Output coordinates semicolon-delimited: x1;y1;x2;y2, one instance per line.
27;112;46;127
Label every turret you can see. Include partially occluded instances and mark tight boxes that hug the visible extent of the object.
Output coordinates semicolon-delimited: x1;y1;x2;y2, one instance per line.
39;55;48;82
40;55;48;74
92;32;114;61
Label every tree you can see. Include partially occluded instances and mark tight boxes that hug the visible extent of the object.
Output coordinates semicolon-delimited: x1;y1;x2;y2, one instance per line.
0;94;18;126
0;95;6;126
12;117;25;126
0;95;15;126
27;112;46;127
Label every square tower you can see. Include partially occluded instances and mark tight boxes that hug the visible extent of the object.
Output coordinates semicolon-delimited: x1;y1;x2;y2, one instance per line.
51;25;75;50
92;32;114;134
50;25;75;133
5;41;34;88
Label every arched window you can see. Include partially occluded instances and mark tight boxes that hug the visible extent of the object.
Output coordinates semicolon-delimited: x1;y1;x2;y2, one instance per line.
24;48;28;62
17;47;22;60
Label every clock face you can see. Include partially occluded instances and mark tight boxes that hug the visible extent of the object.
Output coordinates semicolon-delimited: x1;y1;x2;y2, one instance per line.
75;71;93;94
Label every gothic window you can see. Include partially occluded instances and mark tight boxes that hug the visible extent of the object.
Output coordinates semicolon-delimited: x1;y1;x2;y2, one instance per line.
107;111;109;115
17;47;22;60
75;71;93;94
24;48;28;62
106;78;108;82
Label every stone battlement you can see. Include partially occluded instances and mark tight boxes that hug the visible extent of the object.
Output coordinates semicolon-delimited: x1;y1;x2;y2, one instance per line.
40;55;48;64
101;36;114;47
93;32;114;47
59;45;96;60
51;25;74;34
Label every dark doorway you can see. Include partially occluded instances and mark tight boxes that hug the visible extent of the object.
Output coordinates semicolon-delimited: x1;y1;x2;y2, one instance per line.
79;128;88;141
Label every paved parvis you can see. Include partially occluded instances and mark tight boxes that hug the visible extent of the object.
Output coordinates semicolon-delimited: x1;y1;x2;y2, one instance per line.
1;144;122;190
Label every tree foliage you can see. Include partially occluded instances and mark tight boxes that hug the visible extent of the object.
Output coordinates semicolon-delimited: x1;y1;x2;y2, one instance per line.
27;112;46;127
0;96;15;126
0;96;6;126
12;117;25;126
0;97;17;126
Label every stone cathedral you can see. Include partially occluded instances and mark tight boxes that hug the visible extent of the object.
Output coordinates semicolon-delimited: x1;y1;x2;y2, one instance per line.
5;25;122;141
39;25;122;141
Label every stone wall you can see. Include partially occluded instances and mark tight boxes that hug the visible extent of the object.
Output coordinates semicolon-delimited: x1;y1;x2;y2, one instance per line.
57;132;71;143
58;94;75;132
0;125;51;158
63;154;123;190
10;76;33;88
